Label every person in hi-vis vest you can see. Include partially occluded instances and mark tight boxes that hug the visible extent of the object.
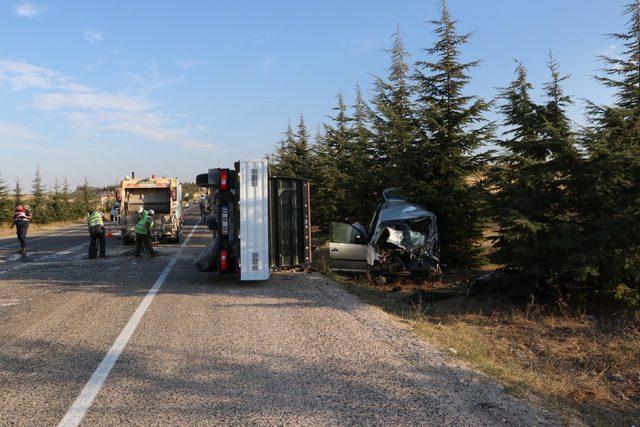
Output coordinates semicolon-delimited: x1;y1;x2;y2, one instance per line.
134;209;157;257
87;209;107;259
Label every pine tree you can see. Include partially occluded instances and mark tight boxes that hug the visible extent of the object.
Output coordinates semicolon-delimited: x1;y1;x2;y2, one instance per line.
409;0;493;265
50;179;64;222
31;165;50;223
309;128;342;227
350;83;377;219
272;121;298;177
322;91;354;221
74;178;97;216
489;59;579;296
575;1;640;307
292;115;312;178
13;178;24;207
370;25;416;191
60;179;73;220
0;175;11;222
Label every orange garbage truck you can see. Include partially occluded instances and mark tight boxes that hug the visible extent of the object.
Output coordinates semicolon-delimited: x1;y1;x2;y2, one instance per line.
115;175;183;243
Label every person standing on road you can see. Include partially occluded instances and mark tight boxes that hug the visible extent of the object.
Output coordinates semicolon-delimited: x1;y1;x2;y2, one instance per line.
10;205;32;254
87;209;107;259
199;197;206;221
134;209;156;257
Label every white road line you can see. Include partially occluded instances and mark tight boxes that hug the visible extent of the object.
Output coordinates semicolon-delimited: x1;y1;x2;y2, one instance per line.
0;226;85;249
0;242;90;277
58;220;201;427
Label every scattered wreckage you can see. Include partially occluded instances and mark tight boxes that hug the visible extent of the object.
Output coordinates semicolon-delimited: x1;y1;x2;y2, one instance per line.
329;189;441;280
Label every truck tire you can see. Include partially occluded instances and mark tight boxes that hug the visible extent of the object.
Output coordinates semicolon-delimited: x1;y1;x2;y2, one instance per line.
123;235;134;244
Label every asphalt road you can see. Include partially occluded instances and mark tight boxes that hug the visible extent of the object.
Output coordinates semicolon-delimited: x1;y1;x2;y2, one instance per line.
0;208;559;426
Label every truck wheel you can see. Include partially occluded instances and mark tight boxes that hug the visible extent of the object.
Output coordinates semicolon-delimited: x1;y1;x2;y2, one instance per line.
123;235;133;244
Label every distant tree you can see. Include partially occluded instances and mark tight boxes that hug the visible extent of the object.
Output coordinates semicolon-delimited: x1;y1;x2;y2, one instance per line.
49;179;63;222
31;165;51;223
0;174;11;222
60;179;73;220
574;1;640;307
409;0;493;266
13;178;24;207
74;178;98;216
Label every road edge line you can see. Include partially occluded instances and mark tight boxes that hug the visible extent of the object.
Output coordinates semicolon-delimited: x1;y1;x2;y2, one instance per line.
58;220;201;427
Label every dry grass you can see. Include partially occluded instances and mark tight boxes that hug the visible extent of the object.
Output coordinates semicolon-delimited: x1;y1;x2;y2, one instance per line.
313;236;640;425
0;220;83;239
412;297;640;425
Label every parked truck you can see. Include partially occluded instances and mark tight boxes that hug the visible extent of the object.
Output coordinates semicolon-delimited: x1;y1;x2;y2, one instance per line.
194;159;311;281
115;175;183;243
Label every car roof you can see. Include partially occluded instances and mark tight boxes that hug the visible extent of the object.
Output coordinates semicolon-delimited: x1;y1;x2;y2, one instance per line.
377;200;436;223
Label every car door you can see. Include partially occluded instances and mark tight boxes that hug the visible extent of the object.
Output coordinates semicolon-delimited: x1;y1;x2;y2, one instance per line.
329;222;368;272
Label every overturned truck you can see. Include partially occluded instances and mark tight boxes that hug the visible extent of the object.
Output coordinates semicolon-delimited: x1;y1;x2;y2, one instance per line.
194;160;312;281
329;189;440;279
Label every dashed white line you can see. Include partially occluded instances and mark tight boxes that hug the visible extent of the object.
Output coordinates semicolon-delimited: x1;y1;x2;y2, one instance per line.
58;220;201;427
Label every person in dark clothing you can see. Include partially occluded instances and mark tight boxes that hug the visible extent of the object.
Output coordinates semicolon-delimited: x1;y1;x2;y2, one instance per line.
10;205;32;254
87;209;107;259
134;209;157;257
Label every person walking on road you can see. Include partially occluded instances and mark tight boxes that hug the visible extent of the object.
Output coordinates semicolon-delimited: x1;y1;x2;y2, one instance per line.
10;205;32;254
87;209;107;259
134;209;156;257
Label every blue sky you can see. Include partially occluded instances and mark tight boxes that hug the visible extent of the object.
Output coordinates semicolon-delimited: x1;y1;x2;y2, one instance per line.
0;0;627;190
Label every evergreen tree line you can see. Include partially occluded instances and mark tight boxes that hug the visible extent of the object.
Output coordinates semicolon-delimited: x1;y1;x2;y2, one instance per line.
271;1;640;308
0;167;99;224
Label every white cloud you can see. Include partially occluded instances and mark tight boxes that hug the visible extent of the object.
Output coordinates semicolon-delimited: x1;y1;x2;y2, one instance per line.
0;59;92;92
177;59;205;70
259;56;274;71
0;58;213;152
15;2;42;17
33;92;152;113
83;30;104;43
0;121;38;143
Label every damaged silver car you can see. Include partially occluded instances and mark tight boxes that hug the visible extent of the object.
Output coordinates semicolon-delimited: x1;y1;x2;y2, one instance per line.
329;189;440;278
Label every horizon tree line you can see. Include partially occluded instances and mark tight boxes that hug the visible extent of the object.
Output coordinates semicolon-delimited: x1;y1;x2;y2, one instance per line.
0;167;100;224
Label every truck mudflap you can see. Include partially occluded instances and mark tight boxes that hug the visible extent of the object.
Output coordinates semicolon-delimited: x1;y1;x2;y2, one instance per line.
194;238;220;272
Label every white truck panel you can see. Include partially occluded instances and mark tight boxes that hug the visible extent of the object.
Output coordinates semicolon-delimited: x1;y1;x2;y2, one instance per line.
239;160;271;281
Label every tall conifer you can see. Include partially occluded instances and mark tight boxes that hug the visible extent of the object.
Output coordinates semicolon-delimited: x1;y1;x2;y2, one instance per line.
31;165;50;223
0;174;10;222
371;26;416;191
13;178;24;207
576;1;640;306
410;0;493;265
